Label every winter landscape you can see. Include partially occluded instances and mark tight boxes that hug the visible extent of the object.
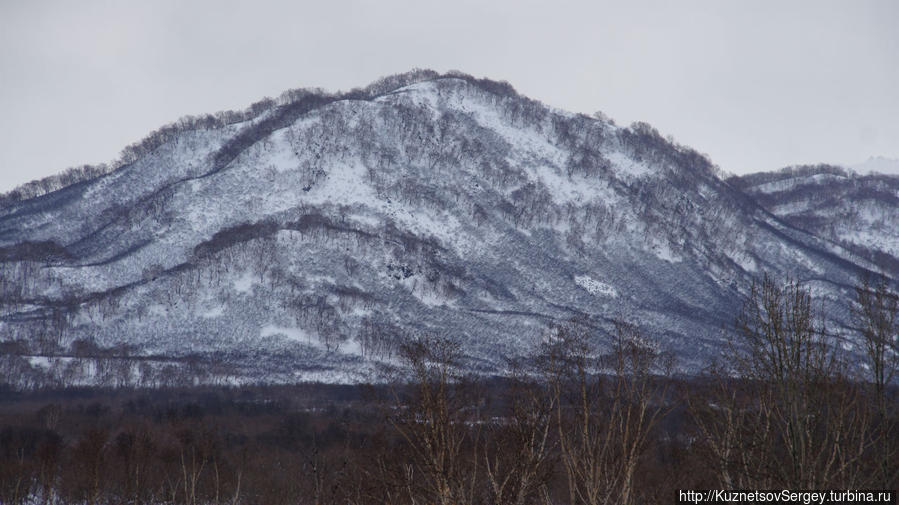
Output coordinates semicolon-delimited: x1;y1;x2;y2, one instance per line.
1;1;897;503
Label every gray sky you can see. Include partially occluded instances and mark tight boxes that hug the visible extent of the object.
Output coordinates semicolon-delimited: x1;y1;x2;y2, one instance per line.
1;0;898;192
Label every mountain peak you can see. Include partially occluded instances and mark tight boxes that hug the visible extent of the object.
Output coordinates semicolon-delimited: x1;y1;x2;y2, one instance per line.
0;71;893;386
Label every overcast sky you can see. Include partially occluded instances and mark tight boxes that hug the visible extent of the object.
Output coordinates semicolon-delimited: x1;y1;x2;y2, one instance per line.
1;0;897;192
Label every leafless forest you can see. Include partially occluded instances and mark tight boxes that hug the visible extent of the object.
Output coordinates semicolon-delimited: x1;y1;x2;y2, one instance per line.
1;273;897;504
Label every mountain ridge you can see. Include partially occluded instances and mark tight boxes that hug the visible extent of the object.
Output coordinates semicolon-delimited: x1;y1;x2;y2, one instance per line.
731;164;899;277
0;70;894;386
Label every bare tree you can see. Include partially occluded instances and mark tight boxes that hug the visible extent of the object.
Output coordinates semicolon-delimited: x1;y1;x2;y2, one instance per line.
853;272;899;486
388;336;481;505
541;321;673;505
854;273;899;403
482;360;556;505
693;274;877;489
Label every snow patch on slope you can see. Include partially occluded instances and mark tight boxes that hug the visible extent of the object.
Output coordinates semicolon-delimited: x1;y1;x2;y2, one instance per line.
233;272;256;293
606;151;652;178
260;324;308;342
199;306;225;319
575;275;618;297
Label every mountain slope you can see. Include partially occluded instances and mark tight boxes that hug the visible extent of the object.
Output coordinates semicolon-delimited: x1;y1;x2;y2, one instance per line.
0;71;889;385
731;165;899;276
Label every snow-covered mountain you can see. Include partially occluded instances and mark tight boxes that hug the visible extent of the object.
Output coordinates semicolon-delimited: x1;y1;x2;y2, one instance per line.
731;165;899;277
0;70;892;385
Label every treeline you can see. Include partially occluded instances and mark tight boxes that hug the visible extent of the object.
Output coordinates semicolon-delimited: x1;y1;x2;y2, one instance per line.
0;273;897;504
728;163;850;190
0;338;238;391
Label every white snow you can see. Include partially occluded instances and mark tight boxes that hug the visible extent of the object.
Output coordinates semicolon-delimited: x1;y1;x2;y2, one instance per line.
771;200;814;215
233;272;255;293
260;324;308;342
27;356;52;369
605;151;653;178
647;237;682;263
303;159;379;207
199;305;225;318
575;275;618;297
837;228;899;258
